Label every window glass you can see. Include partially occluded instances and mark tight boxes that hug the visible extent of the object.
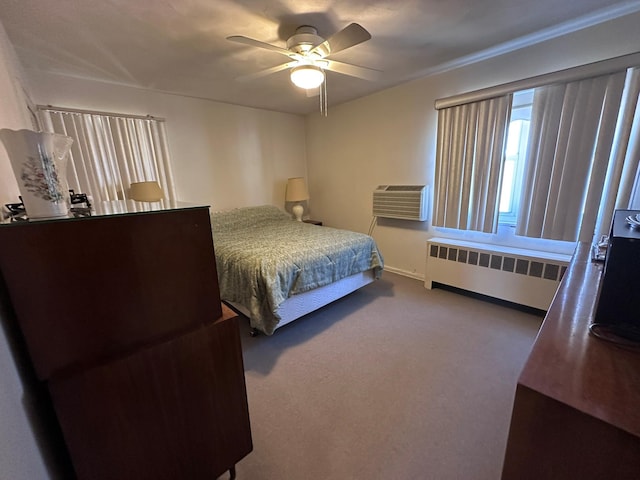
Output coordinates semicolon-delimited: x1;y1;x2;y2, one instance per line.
498;89;533;225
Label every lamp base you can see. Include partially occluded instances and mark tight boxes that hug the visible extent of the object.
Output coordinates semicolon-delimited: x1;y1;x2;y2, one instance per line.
292;203;304;222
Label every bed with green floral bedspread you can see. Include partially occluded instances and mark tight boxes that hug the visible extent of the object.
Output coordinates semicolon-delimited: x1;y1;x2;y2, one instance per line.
210;205;384;335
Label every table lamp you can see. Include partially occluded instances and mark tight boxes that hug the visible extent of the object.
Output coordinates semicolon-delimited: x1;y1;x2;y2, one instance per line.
285;177;309;221
129;181;164;202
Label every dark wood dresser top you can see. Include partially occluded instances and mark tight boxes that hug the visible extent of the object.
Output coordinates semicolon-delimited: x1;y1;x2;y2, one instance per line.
519;242;640;437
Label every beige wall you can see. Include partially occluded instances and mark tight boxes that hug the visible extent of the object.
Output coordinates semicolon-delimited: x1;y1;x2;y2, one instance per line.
306;11;640;279
28;74;307;212
0;20;53;480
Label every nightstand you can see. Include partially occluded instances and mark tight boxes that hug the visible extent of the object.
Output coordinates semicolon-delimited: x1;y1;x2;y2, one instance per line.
303;219;323;226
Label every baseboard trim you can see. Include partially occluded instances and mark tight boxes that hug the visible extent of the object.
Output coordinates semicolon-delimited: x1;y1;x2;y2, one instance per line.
383;266;424;281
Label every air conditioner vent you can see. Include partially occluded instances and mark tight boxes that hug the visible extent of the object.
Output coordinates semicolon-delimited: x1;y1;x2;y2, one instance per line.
372;185;428;221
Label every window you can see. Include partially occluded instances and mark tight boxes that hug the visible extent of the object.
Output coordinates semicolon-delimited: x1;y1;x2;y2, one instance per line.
37;107;176;204
498;90;533;225
434;65;640;244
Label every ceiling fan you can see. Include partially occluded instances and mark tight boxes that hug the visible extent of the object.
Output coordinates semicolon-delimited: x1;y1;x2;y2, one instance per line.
226;23;380;91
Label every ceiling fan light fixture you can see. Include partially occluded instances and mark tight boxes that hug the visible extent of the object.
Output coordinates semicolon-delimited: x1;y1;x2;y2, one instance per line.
290;65;325;89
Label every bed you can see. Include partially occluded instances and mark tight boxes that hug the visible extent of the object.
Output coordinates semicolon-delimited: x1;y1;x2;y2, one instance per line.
210;205;384;335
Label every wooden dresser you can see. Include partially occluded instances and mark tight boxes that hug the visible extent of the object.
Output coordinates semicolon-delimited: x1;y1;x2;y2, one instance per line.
0;202;252;479
501;242;640;479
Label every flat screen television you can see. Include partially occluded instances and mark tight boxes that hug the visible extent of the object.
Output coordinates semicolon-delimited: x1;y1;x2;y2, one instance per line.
592;209;640;344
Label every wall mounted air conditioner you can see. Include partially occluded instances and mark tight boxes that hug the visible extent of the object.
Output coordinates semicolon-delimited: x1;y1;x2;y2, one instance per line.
372;185;428;221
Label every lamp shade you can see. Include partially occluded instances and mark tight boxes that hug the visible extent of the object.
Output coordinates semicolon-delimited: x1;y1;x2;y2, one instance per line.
290;66;325;89
285;177;309;202
129;181;164;202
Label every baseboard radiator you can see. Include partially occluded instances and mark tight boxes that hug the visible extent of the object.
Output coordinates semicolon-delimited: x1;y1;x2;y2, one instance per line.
425;237;572;311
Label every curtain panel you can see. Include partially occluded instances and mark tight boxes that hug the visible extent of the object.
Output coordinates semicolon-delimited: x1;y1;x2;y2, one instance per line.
515;71;627;242
594;67;640;240
433;94;512;233
38;108;176;204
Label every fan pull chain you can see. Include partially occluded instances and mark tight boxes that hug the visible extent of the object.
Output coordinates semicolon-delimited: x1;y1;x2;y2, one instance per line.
324;77;328;116
319;74;328;117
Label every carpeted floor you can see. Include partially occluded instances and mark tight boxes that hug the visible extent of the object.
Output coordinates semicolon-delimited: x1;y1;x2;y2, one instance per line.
231;272;542;480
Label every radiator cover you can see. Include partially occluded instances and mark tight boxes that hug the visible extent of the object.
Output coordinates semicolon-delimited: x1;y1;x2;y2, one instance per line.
372;185;428;221
425;237;572;310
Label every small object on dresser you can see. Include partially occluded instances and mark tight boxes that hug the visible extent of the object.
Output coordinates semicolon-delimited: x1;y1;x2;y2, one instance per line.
626;213;640;228
69;189;92;208
3;199;27;222
69;189;93;217
591;235;608;262
0;129;73;219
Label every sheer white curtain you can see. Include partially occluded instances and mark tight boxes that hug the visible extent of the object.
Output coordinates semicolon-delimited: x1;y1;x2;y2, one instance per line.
433;94;512;233
515;71;627;242
38;108;176;204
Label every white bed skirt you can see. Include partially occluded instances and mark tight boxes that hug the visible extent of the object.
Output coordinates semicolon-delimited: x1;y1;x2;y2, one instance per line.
226;269;377;332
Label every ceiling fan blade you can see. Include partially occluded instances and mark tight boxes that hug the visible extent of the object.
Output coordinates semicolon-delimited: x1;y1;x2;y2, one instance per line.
309;23;371;57
227;35;297;58
324;60;381;81
237;61;298;82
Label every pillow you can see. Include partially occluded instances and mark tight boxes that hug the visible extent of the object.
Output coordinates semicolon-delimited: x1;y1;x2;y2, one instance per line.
211;205;290;232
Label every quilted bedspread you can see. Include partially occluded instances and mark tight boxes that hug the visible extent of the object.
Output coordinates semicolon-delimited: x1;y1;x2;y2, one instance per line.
210;205;384;335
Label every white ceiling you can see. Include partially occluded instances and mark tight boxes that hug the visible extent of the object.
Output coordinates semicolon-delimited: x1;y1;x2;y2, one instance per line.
1;0;639;115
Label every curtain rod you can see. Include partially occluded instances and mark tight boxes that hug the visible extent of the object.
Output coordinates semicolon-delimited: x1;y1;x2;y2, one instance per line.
37;105;165;122
435;51;640;110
